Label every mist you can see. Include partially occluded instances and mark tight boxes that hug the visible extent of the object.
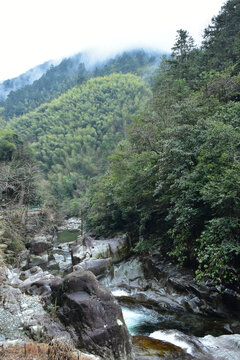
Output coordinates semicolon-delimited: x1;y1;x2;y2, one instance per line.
0;0;226;82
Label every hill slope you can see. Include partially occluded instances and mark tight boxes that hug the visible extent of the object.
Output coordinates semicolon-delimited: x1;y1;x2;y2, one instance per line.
8;73;151;209
2;49;162;120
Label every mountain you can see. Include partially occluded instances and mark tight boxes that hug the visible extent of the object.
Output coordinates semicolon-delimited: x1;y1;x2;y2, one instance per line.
1;49;164;120
0;60;57;100
7;73;151;212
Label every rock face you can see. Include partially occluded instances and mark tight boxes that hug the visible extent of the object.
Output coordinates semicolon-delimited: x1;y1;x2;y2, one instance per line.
143;255;240;316
29;234;52;255
71;234;130;267
101;255;240;320
28;233;53;268
73;258;113;278
51;269;135;360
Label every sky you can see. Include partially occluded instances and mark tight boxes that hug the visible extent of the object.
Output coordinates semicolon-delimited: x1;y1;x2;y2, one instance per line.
0;0;226;81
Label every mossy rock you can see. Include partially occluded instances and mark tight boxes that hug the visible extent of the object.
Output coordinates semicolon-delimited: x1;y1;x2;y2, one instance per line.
133;335;191;359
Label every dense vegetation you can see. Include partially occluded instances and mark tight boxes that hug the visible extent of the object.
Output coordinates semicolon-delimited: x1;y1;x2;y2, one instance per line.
1;0;239;288
2;58;88;119
1;50;160;119
85;0;240;289
0;60;54;101
0;129;40;208
7;73;150;214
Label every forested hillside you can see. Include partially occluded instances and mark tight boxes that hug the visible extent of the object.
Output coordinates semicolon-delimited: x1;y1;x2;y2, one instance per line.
0;60;55;101
1;50;161;120
85;0;240;289
2;0;239;290
7;73;150;213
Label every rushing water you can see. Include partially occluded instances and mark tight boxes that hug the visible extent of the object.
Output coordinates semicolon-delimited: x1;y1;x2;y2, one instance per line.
121;304;237;337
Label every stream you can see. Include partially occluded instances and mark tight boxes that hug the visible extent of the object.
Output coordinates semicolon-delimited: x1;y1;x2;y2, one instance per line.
41;222;240;359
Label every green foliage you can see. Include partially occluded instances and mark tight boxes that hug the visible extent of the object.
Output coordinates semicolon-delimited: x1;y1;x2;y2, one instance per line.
0;129;22;161
0;129;41;207
203;0;240;70
8;74;150;207
93;49;161;84
196;218;240;286
2;50;161;119
3;58;89;119
84;1;240;288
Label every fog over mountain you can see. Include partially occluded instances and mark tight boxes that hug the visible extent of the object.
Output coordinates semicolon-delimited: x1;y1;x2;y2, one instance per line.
0;48;165;119
0;60;61;100
0;48;164;100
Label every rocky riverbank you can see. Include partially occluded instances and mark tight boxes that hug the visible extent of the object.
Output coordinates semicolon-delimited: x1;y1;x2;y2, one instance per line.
1;218;240;359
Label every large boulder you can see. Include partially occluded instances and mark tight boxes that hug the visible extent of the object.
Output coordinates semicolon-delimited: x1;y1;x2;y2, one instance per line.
73;258;112;278
29;234;52;255
27;233;53;268
19;266;55;295
71;234;130;266
51;269;135;360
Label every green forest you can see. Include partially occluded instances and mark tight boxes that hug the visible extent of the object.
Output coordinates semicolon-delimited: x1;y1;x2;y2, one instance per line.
1;0;240;289
85;0;240;288
1;50;160;119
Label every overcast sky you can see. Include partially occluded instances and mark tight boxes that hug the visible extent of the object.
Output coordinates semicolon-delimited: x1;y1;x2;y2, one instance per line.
0;0;226;81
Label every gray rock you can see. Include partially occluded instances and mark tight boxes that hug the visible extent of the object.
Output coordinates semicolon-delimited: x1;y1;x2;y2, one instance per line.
72;234;130;266
19;266;55;296
150;329;240;360
51;269;135;360
29;252;49;267
73;258;112;278
29;234;52;255
58;217;81;231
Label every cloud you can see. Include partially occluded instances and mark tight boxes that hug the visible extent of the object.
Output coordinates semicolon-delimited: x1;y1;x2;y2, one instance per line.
0;0;225;81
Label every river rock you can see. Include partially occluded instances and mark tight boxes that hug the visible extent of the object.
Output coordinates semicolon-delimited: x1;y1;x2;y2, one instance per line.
28;252;49;267
29;234;52;255
19;266;55;295
150;329;240;360
133;335;193;360
73;258;113;278
102;255;240;318
50;269;135;360
58;217;81;231
72;234;130;266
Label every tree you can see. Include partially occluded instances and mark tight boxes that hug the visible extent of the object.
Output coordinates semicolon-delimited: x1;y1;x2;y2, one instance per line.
171;29;195;59
0;130;40;208
203;0;240;70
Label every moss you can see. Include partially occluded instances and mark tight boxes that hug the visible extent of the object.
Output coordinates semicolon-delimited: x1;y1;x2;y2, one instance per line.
133;335;184;358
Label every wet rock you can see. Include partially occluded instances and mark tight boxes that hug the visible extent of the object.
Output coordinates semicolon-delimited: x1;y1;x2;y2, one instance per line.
100;255;240;327
51;269;135;360
150;329;240;360
199;333;240;360
133;335;192;360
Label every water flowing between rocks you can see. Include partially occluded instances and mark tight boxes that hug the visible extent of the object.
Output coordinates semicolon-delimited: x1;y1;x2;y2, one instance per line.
39;220;240;359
